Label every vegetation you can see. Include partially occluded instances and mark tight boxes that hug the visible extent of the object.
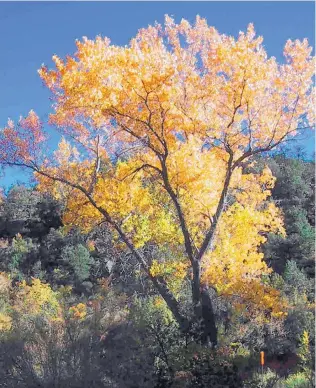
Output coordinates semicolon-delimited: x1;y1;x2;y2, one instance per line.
0;15;314;387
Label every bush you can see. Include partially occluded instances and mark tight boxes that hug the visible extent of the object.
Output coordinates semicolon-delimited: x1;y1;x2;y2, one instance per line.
61;244;93;282
244;371;314;388
244;368;281;388
0;280;129;388
284;372;311;388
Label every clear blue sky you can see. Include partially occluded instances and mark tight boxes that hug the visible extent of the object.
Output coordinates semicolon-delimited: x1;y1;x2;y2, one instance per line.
0;1;315;189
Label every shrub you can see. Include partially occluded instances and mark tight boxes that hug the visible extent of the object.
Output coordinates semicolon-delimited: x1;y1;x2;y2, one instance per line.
244;368;281;388
284;372;311;388
61;244;93;282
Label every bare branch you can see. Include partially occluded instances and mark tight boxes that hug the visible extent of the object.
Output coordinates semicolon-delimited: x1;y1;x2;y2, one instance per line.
88;134;101;195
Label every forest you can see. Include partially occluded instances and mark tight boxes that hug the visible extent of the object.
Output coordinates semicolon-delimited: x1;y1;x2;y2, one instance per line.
0;15;315;388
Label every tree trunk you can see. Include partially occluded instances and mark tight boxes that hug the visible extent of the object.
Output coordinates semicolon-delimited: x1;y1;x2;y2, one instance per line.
191;259;202;315
191;261;218;347
152;275;190;332
200;288;218;347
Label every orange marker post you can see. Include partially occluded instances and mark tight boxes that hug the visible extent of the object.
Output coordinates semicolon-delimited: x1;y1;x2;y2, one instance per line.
260;351;265;382
260;351;265;366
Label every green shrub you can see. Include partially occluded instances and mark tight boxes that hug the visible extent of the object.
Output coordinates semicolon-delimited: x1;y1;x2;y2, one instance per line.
284;372;311;388
61;244;93;282
245;371;313;388
244;368;282;388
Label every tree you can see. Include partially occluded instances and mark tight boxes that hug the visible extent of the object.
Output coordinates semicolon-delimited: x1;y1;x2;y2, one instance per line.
0;16;314;346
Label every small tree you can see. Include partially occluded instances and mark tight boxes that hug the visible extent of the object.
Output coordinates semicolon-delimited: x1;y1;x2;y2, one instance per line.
297;331;314;385
61;244;93;282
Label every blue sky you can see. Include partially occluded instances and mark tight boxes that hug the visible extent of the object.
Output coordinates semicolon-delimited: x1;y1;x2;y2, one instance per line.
0;1;315;189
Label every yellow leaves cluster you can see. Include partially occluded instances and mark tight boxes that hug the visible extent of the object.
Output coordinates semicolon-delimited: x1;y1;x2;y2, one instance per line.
0;313;12;332
159;137;227;243
298;330;311;368
201;183;286;317
95;160;152;219
150;259;189;294
36;15;313;157
231;281;287;319
150;259;188;279
122;209;181;249
0;273;12;332
202;201;282;283
233;166;278;207
301;330;309;348
54;137;80;165
0;275;63;332
14;278;60;318
68;303;87;320
37;151;183;246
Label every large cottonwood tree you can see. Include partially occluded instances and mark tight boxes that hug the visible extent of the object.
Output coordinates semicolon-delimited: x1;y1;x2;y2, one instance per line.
0;16;314;345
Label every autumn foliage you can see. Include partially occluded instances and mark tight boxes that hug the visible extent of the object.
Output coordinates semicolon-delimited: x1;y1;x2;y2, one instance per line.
0;16;314;344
